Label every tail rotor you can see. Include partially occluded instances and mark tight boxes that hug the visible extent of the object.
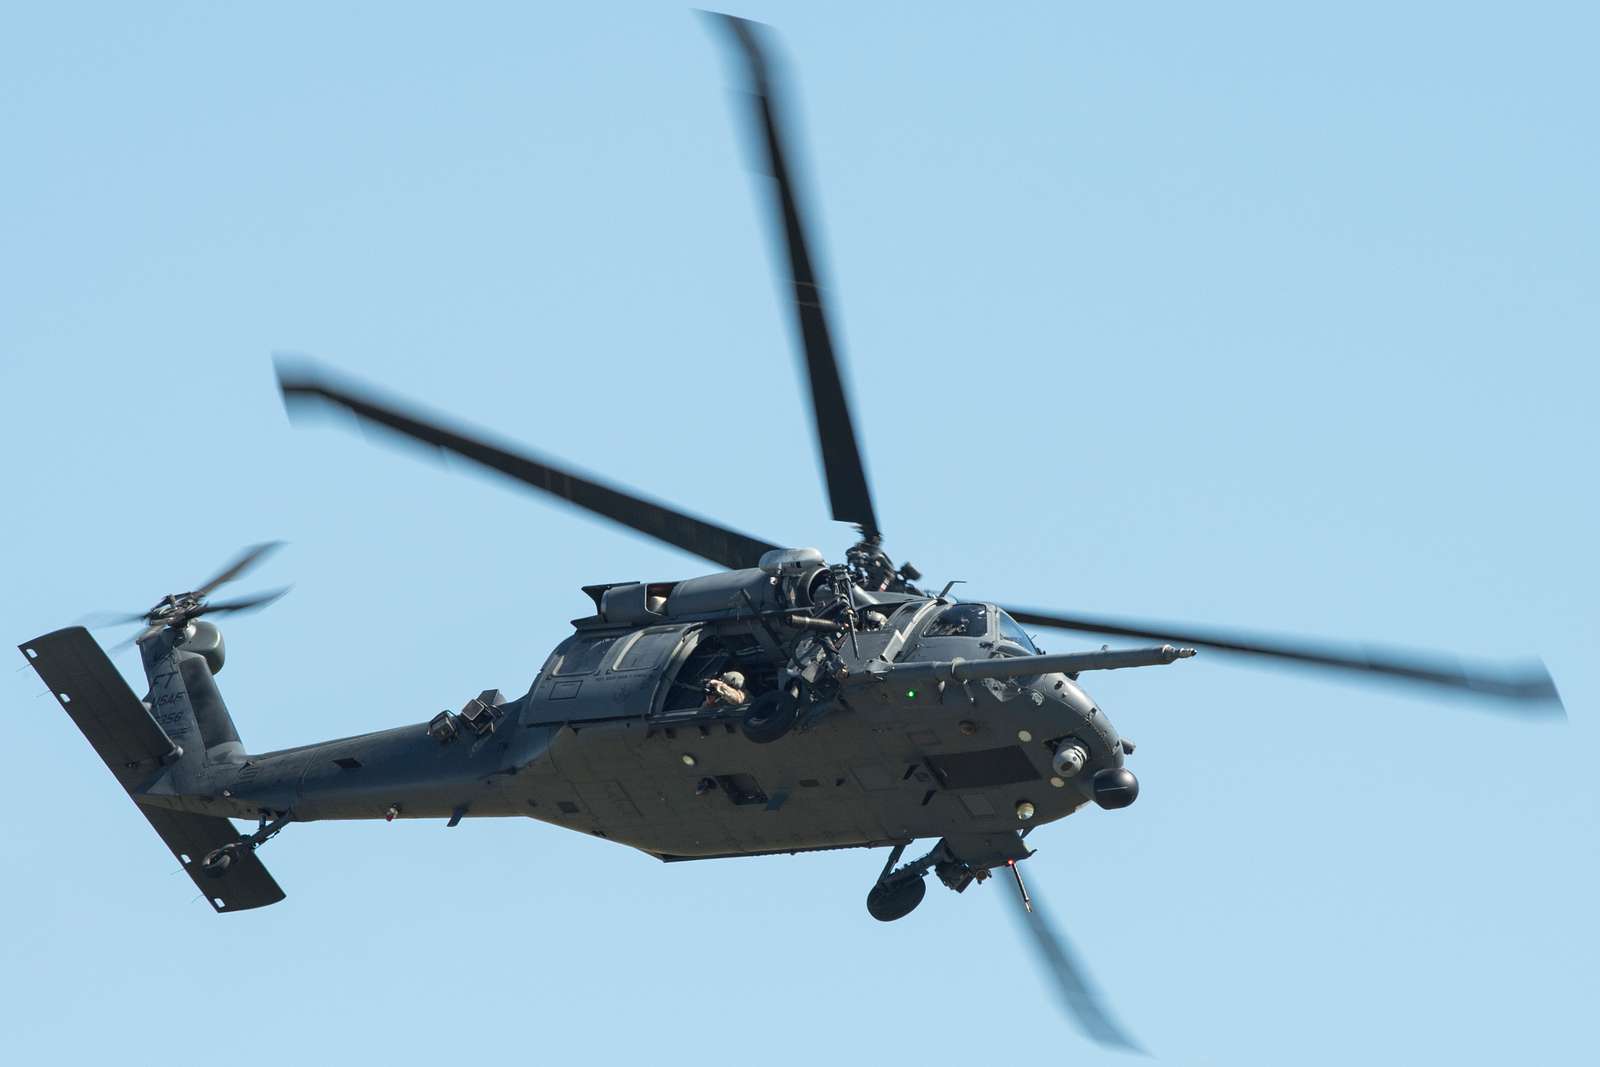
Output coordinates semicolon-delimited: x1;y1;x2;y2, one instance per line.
85;541;290;646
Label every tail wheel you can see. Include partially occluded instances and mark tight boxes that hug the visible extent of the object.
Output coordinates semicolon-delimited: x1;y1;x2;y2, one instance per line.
200;844;238;880
867;876;926;922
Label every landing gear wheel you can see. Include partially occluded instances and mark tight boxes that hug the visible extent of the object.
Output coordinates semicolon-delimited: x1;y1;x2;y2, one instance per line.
200;844;238;880
866;876;926;922
741;688;800;744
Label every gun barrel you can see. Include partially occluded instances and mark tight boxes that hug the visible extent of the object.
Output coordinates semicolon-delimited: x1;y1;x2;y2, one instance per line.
851;645;1196;687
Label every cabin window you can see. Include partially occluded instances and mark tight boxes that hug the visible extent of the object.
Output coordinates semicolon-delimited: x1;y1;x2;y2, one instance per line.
552;636;618;676
614;629;680;672
923;604;990;639
996;611;1039;653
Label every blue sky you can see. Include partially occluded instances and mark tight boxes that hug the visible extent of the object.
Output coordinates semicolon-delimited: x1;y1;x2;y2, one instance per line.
3;3;1596;1064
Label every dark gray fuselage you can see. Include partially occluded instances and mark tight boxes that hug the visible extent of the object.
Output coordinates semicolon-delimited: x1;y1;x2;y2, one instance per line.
143;583;1128;864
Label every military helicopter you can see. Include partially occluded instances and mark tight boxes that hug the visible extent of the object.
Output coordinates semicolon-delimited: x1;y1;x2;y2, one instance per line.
20;14;1561;1052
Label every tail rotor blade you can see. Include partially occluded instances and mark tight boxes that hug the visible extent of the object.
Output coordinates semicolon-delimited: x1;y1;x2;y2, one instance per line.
79;610;154;629
116;623;165;650
196;587;292;618
195;542;284;598
1004;871;1146;1054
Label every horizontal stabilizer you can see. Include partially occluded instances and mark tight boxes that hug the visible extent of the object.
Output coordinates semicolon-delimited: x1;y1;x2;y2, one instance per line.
21;627;179;789
141;806;285;912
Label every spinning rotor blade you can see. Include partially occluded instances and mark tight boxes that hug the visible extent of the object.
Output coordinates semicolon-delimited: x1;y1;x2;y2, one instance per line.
84;541;287;632
107;590;287;648
711;14;881;542
1004;606;1563;713
197;587;291;617
277;366;781;572
195;541;284;597
120;623;165;650
1005;871;1145;1053
79;610;152;629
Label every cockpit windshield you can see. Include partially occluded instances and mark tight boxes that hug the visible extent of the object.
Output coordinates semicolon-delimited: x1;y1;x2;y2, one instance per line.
996;611;1039;654
923;604;989;639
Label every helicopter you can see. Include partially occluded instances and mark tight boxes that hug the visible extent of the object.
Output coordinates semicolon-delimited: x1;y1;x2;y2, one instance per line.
18;14;1563;1053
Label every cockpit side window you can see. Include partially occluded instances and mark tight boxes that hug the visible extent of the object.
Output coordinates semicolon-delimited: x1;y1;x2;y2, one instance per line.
996;611;1039;654
923;604;990;639
552;636;618;676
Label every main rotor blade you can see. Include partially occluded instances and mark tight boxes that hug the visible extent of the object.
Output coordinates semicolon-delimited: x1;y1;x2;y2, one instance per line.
195;541;284;597
1004;872;1145;1053
277;366;781;572
710;14;881;542
1004;606;1563;714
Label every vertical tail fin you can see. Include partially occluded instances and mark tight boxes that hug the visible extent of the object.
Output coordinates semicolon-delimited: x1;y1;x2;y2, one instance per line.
137;621;246;785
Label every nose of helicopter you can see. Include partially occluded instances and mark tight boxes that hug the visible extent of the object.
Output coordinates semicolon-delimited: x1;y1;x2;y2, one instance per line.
1033;674;1140;810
